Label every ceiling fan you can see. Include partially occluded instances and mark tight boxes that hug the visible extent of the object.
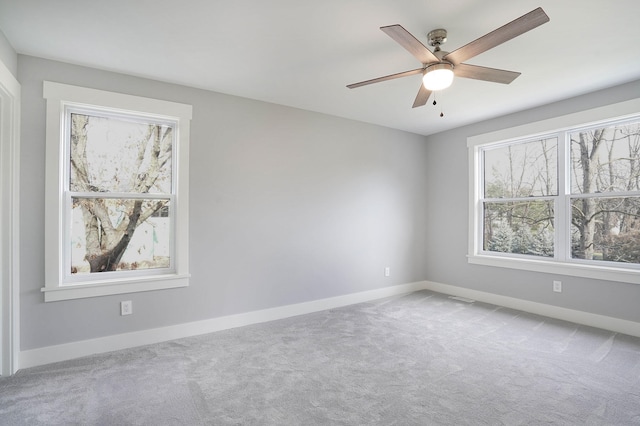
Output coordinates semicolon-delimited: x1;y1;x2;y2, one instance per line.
347;7;550;109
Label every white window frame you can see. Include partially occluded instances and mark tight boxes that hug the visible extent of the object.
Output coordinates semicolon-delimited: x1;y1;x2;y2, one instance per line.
43;82;192;302
468;97;640;285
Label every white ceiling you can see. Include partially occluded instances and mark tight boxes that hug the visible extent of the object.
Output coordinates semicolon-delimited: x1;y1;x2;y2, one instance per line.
1;0;639;136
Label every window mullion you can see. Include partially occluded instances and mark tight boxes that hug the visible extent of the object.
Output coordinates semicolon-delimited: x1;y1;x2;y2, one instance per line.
556;130;569;262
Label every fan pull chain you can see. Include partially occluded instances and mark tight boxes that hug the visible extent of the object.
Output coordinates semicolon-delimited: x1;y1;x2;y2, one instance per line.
432;92;444;117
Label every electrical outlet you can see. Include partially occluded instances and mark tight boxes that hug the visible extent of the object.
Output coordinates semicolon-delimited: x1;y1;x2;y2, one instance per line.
384;267;390;277
553;281;562;293
120;300;133;316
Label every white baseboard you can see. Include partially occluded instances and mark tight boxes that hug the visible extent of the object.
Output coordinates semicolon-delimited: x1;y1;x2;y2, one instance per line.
19;281;428;370
423;281;640;338
19;280;640;370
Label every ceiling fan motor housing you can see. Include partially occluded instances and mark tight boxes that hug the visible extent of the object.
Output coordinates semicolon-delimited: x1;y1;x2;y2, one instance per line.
425;62;453;73
432;49;448;61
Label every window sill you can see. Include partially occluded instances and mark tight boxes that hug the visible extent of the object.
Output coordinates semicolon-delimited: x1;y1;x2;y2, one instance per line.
468;254;640;285
41;274;190;302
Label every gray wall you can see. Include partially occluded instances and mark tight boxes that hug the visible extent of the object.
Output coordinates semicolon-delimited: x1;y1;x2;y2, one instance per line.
17;52;640;352
18;55;430;350
424;79;640;324
0;29;16;77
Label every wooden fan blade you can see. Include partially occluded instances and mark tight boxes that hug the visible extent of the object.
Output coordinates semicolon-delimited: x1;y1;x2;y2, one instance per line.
444;7;549;65
412;84;432;108
381;24;440;64
347;68;423;89
454;63;520;84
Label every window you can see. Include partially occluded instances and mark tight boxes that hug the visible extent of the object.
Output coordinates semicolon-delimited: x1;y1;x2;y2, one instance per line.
482;137;557;258
43;82;192;301
468;97;640;284
569;123;640;264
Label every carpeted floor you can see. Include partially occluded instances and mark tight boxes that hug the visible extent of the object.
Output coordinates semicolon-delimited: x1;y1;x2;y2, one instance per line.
1;290;640;425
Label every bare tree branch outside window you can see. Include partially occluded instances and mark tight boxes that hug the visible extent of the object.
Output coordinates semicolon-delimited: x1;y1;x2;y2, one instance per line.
68;112;174;274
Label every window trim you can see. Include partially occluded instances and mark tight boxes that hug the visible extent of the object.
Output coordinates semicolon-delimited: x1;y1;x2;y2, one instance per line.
43;81;192;301
468;97;640;285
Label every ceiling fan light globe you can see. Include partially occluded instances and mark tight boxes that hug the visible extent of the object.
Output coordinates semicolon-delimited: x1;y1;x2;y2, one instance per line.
422;64;454;91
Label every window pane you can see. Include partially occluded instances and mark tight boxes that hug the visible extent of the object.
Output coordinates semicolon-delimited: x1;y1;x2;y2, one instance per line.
570;121;640;194
571;196;640;263
69;113;173;194
483;138;557;198
483;200;554;256
71;198;171;274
